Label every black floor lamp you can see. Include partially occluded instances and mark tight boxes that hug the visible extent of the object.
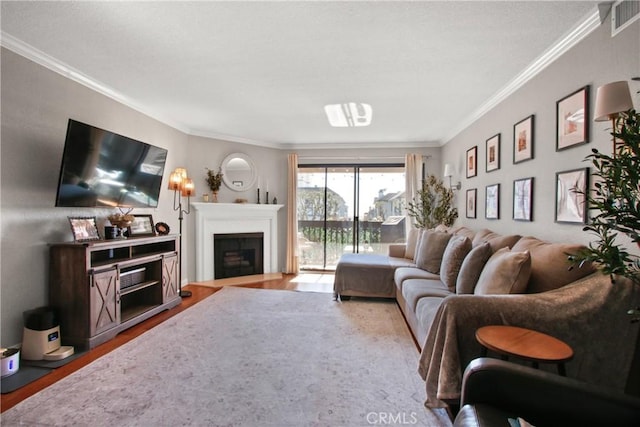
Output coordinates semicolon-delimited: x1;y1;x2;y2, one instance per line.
168;167;195;298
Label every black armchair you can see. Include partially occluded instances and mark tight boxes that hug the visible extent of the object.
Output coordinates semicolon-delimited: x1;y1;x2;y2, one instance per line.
453;358;640;427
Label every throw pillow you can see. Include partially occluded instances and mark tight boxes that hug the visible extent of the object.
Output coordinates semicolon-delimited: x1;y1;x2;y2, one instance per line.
456;242;492;294
412;229;425;262
474;247;531;295
404;228;421;260
439;235;472;292
414;231;452;274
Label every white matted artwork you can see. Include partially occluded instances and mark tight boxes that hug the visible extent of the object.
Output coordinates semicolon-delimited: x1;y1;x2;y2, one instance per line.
555;168;589;224
513;177;534;221
466;188;477;219
485;184;500;220
513;115;534;164
556;86;589;151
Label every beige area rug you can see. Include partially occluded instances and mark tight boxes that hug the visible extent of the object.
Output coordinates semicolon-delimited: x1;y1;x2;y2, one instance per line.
2;287;451;426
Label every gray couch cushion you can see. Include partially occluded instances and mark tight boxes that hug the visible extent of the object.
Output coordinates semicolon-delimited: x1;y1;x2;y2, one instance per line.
394;267;440;291
474;248;531;295
440;235;472;292
415;296;448;346
402;279;452;312
456;242;492;294
415;231;452;274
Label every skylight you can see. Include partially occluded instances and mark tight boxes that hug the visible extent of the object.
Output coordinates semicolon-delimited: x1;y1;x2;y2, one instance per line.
324;103;372;127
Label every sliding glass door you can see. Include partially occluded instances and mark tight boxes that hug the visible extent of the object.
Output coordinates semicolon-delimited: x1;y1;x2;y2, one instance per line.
297;165;405;270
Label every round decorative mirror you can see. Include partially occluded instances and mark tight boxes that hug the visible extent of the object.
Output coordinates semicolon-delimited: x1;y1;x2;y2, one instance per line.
221;153;257;192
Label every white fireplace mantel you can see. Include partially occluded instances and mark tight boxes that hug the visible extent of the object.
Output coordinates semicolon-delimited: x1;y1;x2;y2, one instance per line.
193;203;284;281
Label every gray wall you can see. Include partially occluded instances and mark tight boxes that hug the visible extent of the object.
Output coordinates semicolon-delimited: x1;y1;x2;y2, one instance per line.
442;18;640;246
0;47;440;346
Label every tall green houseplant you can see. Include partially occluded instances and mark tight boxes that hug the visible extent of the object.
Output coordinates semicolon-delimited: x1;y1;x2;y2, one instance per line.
407;174;458;229
569;110;640;323
570;109;640;285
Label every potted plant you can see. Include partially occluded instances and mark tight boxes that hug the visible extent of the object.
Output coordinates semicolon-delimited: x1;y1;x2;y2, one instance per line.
206;167;223;202
569;109;640;318
407;174;458;229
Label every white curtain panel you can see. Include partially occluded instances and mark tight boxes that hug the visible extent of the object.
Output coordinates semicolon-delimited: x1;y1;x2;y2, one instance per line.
285;153;299;274
404;153;422;233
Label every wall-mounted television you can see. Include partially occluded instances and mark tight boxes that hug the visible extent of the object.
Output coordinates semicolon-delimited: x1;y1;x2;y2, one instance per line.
55;119;168;208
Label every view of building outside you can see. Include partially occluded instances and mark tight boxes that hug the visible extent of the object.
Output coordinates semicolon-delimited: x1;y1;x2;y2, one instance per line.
297;166;405;270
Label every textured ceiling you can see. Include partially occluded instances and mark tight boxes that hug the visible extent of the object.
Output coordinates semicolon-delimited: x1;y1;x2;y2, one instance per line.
1;1;599;149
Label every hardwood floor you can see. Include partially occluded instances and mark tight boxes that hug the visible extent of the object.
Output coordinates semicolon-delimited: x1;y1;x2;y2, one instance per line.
1;273;334;413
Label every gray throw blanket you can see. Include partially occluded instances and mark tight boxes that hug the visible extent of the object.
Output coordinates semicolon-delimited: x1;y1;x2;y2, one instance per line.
418;272;640;408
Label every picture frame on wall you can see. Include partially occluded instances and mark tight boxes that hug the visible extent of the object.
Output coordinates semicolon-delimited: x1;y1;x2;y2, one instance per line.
555;168;589;224
556;86;589;151
128;214;156;237
466;188;477;219
486;134;500;172
466;146;477;178
485;183;500;220
69;216;100;242
513;115;534;164
513;177;534;221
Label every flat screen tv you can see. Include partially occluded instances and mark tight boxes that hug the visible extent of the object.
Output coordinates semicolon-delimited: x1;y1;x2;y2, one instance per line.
55;119;168;208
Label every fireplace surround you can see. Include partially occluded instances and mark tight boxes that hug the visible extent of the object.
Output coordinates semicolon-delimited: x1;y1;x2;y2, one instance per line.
193;203;283;281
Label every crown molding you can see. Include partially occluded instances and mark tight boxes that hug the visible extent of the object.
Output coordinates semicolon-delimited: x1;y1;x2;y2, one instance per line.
1;31;191;135
441;8;601;146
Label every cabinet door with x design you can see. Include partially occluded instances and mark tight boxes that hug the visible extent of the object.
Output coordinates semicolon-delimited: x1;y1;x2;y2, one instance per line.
89;267;120;336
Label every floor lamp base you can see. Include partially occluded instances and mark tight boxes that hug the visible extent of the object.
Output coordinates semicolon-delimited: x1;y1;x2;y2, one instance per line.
179;289;192;298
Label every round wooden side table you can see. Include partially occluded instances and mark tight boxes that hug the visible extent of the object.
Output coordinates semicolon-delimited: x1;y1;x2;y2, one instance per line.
475;325;574;376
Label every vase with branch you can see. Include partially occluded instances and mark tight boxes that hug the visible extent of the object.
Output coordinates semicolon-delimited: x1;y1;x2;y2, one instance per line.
206;167;223;202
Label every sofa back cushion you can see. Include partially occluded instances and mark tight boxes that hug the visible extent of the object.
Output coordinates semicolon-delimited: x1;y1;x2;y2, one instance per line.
474;247;531;295
415;231;452;274
456;242;492;294
440;235;472;292
472;229;521;251
405;228;421;260
452;226;476;242
511;236;595;293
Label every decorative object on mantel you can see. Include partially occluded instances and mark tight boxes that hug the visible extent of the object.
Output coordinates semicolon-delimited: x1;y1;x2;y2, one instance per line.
168;167;195;298
569;105;639;319
272;197;277;204
257;187;261;204
234;198;248;204
205;167;223;202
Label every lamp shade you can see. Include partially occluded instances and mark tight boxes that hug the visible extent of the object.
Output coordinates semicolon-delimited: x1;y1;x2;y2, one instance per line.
594;81;633;122
181;178;195;197
443;163;454;178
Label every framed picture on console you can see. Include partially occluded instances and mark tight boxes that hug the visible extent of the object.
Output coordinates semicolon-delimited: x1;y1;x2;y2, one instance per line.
69;216;100;242
128;214;156;237
556;86;589;151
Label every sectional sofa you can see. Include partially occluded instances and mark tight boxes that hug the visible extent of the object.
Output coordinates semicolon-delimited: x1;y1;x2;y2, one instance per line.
333;225;640;408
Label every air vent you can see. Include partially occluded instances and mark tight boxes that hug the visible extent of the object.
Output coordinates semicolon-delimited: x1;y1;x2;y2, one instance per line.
612;0;640;36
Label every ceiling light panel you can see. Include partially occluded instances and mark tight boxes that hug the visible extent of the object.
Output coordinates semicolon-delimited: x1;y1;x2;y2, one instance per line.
324;103;372;127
